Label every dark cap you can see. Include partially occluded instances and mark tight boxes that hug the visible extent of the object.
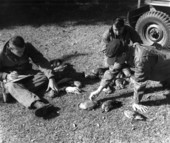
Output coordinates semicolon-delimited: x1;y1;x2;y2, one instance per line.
105;39;125;58
105;39;126;65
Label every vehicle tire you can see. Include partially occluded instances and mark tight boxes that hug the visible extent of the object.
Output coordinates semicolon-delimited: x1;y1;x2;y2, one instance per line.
135;10;170;48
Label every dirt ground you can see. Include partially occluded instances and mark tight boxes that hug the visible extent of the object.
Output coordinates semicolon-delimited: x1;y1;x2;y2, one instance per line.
0;1;170;143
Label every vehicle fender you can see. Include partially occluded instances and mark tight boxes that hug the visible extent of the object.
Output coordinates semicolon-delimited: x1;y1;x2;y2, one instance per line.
127;5;150;28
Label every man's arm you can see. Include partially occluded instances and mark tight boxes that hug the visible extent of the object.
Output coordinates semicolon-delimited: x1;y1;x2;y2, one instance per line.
101;29;112;52
26;43;54;79
89;63;123;100
26;43;59;92
128;26;143;44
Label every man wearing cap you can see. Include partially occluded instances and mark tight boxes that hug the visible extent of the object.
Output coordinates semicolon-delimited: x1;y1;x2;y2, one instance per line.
0;36;59;118
101;17;142;67
86;17;142;83
89;39;170;113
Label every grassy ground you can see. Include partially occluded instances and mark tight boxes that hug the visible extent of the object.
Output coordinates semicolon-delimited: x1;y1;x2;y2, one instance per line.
0;1;170;143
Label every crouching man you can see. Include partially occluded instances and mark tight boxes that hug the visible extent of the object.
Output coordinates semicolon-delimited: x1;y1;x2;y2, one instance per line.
0;36;59;118
89;39;170;113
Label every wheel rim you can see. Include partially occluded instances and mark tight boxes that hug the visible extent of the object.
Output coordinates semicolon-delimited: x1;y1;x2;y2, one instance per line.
143;23;165;44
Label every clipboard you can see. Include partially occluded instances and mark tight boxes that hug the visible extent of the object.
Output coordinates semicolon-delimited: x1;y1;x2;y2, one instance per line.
6;75;33;83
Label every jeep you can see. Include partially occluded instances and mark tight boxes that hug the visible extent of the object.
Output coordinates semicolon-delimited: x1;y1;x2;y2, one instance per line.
128;0;170;48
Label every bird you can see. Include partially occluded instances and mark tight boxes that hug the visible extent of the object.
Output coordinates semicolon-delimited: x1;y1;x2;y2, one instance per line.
79;100;98;110
124;110;146;121
101;100;122;112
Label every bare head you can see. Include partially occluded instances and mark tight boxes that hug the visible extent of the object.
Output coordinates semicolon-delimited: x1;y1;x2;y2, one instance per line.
112;18;125;36
8;36;25;57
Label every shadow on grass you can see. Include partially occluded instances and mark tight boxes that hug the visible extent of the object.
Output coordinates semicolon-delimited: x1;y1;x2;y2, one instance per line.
139;85;170;106
51;60;101;87
60;52;89;62
142;93;170;107
98;91;133;103
98;85;169;107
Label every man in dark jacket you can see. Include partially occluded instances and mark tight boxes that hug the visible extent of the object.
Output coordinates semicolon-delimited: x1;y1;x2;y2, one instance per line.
0;36;59;117
89;39;170;113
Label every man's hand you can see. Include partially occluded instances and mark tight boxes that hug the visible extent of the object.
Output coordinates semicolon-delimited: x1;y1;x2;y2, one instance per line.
65;86;81;94
132;103;148;113
7;71;18;81
46;78;59;93
89;86;103;101
89;90;100;101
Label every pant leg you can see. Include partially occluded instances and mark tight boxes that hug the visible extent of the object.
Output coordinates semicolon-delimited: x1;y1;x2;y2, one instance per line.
100;70;115;88
103;55;109;68
4;82;40;108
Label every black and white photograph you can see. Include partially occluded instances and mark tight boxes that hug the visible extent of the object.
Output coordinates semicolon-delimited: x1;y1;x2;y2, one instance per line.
0;0;170;142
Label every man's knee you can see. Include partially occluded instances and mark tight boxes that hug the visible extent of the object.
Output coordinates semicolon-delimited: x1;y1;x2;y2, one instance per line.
103;70;113;80
5;82;20;91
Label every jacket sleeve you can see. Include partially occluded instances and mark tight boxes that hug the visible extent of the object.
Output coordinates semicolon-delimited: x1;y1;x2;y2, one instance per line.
100;62;123;87
26;43;54;79
102;29;111;47
129;27;143;44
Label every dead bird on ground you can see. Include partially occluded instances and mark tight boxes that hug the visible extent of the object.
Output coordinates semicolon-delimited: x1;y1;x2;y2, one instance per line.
124;110;147;122
101;100;122;113
79;100;99;111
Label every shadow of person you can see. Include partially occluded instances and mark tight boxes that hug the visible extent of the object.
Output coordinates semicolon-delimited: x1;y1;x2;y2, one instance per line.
97;88;133;104
60;53;89;62
144;86;165;94
51;60;100;88
142;92;170;107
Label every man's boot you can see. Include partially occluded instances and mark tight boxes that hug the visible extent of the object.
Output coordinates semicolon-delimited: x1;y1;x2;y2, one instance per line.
33;101;54;117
